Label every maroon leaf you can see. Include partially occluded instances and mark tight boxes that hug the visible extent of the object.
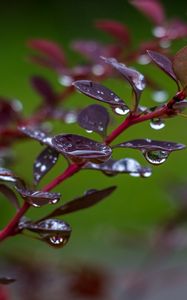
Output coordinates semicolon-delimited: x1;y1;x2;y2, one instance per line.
16;188;61;207
52;134;112;163
146;50;179;87
0;184;20;209
46;186;116;218
115;139;186;165
0;99;21;129
19;126;52;146
77;104;109;136
27;39;67;68
33;147;59;184
20;218;71;248
130;0;165;25
173;45;187;92
71;40;107;63
101;57;145;105
0;277;16;285
95;20;131;45
84;158;152;178
31;76;57;106
73;80;129;114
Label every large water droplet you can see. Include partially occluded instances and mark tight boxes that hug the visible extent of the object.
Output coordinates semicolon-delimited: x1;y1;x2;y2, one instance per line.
144;150;169;165
114;107;130;116
152;90;168;103
150;118;165;130
86;130;93;133
141;169;152;178
64;112;77;124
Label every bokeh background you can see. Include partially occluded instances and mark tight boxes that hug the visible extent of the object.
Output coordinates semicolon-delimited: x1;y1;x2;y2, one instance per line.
1;0;187;299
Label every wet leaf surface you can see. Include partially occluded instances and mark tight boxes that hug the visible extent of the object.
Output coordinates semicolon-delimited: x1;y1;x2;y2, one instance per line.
52;134;112;163
77;104;109;136
33;147;59;184
19;126;52;146
46;186;116;218
0;184;20;209
173;45;187;91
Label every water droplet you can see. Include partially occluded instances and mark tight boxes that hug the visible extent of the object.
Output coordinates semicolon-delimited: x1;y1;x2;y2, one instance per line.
141;169;152;178
130;172;140;177
12;99;23;112
86;130;93;133
114;107;129;115
59;75;73;87
159;39;171;49
152;90;168;103
45;234;69;248
92;64;105;76
64;112;77;124
150;118;165;130
144;150;169;165
137;54;151;65
152;26;166;38
41;165;46;172
50;198;59;204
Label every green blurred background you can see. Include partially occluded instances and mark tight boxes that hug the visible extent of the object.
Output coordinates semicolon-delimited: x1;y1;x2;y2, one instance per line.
1;0;187;266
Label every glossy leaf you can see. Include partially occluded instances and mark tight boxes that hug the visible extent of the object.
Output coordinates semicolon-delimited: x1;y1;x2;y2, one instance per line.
31;76;57;106
16;188;61;207
115;139;186;152
71;40;107;63
46;186;116;218
0;184;20;209
85;158;152;178
130;0;165;25
52;134;112;163
101;57;145;104
115;139;186;165
28;39;67;68
173;45;187;91
73;80;129;112
0;168;17;184
95;20;131;45
77;104;109;136
0;277;16;285
33;147;59;184
146;50;178;85
20;218;71;248
0;98;21;129
19;126;52;146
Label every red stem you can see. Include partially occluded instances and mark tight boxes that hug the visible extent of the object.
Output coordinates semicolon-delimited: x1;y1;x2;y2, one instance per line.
0;103;171;241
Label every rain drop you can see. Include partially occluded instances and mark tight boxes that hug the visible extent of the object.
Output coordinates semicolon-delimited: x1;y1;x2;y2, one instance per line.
86;130;93;133
137;54;151;65
114;107;130;116
141;169;152;178
45;235;69;248
144;150;169;165
50;198;59;204
152;26;166;38
64;112;77;124
150;118;165;130
59;75;73;87
152;90;168;103
92;64;105;76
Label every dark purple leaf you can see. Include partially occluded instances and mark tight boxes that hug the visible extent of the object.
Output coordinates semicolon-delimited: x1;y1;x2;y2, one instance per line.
51;134;112;163
0;277;16;285
95;20;131;45
173;46;187;92
84;158;152;178
115;139;186;165
73;80;129;114
101;57;145;105
77;104;109;136
115;139;186;152
19;126;52;146
0;99;21;129
0;184;20;209
34;147;59;184
146;50;179;86
130;0;165;25
31;76;57;106
27;39;67;67
20;218;71;248
16;188;61;207
46;186;116;218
